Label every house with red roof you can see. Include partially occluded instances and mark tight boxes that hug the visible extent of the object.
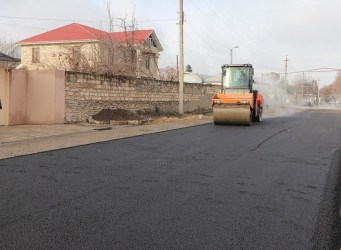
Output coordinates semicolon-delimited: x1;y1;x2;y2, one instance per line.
17;23;163;79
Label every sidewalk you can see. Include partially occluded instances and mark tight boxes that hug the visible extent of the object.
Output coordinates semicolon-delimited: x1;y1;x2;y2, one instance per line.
0;117;213;159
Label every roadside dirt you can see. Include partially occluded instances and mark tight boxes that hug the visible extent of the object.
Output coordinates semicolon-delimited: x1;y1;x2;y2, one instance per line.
92;109;142;121
92;108;207;124
149;114;206;124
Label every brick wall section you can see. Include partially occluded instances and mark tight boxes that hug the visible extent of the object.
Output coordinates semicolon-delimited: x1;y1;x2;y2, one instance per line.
65;72;220;122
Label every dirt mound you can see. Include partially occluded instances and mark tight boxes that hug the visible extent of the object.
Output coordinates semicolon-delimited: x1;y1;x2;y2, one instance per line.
92;109;142;121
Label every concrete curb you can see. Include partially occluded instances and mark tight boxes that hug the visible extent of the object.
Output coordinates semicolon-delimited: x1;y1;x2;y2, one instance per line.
0;117;213;160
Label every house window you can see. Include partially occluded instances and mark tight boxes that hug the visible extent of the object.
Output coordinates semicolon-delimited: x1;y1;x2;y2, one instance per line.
145;36;156;47
32;48;40;63
131;49;136;63
110;51;115;63
145;55;150;70
146;37;152;46
99;45;109;63
124;49;136;63
72;46;81;64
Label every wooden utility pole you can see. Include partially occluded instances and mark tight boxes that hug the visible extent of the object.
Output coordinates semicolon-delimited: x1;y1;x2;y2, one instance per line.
179;0;184;115
176;55;179;76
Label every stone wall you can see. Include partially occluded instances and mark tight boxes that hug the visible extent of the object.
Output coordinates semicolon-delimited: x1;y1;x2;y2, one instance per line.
65;72;220;122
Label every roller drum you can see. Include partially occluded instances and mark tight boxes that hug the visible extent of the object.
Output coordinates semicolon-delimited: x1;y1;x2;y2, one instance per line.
213;107;251;126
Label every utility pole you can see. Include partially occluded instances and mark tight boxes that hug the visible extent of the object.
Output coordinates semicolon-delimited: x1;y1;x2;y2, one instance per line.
317;80;320;106
302;71;304;100
229;46;238;64
284;55;288;104
179;0;184;115
176;55;179;76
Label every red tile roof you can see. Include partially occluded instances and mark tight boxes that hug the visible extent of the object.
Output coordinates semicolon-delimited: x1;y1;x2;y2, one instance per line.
17;23;153;45
111;30;153;44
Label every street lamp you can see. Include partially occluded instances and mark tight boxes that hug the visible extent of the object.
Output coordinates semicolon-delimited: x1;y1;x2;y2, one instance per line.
229;46;238;64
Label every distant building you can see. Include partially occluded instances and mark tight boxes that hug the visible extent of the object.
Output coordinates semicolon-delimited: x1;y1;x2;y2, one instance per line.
262;72;280;82
0;52;20;69
204;73;222;85
184;72;204;84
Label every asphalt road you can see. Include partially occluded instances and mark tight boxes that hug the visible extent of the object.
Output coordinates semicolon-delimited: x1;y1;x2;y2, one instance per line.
1;109;341;249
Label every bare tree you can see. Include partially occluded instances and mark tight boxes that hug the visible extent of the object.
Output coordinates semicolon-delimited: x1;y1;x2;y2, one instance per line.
106;0;114;33
116;8;160;79
320;72;341;99
160;65;178;81
0;40;20;58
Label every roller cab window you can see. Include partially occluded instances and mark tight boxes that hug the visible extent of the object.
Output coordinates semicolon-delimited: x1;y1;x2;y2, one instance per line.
222;67;250;88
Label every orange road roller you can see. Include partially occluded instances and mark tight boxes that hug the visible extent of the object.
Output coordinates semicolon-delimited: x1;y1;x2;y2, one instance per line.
212;64;264;126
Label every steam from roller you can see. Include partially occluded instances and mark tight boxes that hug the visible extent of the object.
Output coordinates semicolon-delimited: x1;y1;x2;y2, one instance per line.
213;108;251;126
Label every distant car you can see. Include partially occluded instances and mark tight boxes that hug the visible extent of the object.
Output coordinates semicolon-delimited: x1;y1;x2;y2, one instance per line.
330;100;336;104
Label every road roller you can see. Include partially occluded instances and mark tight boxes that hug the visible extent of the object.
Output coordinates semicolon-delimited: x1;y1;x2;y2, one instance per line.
212;64;264;126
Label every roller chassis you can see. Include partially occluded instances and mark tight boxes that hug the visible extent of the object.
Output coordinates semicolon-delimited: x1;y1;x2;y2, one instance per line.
212;90;263;126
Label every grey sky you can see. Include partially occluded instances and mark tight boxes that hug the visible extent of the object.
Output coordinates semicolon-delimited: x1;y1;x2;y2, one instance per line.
1;0;341;86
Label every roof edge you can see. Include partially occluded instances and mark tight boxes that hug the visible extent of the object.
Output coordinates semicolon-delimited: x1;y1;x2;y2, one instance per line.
17;39;99;46
0;52;21;62
150;30;163;52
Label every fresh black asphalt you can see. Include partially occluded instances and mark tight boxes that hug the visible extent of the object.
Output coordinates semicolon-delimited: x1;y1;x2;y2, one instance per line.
1;109;341;249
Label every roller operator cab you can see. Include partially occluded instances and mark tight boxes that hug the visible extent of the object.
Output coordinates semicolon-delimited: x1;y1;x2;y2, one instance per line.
212;64;264;126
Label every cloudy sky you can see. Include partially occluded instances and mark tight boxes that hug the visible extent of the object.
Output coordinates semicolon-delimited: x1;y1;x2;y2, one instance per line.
1;0;341;86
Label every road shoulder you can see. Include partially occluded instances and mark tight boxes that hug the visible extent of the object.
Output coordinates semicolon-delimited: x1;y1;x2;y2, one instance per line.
0;117;212;159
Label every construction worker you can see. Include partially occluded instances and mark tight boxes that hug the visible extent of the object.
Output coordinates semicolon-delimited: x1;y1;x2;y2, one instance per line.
239;71;247;85
309;97;313;107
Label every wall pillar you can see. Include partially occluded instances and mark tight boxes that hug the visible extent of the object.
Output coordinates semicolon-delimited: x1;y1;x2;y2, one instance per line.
0;68;9;125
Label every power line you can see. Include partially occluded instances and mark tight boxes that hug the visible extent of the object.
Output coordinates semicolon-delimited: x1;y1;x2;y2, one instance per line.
185;1;341;15
277;68;341;75
200;0;283;63
236;57;283;71
185;22;228;60
183;33;221;71
0;22;122;32
185;19;284;72
0;15;178;23
0;15;101;23
187;0;283;69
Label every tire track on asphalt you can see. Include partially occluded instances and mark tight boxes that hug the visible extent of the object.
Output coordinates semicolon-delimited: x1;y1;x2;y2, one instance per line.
250;110;313;152
250;128;290;152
